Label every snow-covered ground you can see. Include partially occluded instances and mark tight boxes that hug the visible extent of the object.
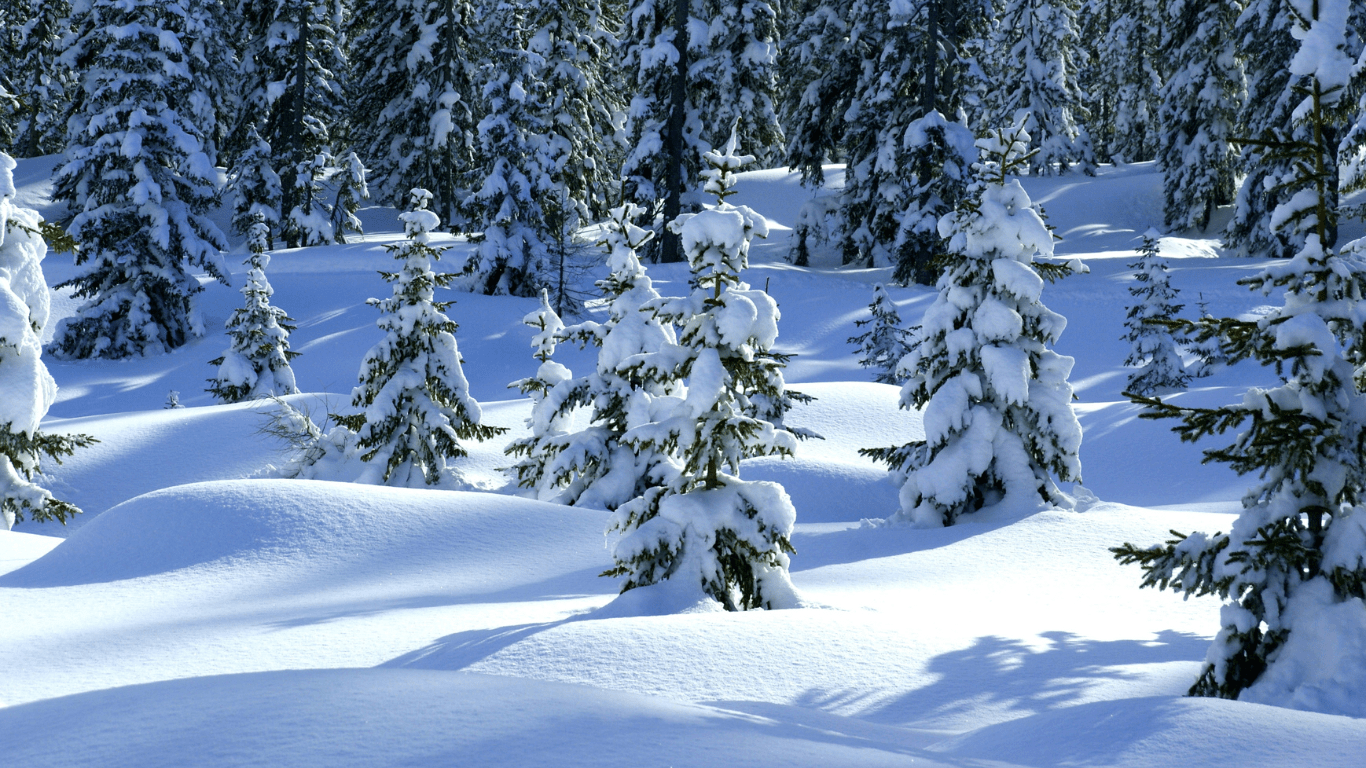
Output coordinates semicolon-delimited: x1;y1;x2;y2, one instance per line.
3;157;1365;766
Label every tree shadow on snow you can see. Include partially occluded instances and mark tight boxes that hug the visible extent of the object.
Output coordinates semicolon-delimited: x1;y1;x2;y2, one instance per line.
858;630;1208;729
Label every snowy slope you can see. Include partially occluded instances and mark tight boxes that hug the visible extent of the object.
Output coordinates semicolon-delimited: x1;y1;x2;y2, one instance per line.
4;155;1364;766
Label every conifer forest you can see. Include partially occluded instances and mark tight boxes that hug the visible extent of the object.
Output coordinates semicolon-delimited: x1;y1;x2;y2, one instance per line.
3;1;1366;765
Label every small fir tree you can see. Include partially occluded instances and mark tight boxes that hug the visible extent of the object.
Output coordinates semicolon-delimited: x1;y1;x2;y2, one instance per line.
49;0;231;360
225;124;283;244
603;134;803;611
504;288;579;497
849;284;912;385
329;189;506;486
864;121;1085;526
1115;1;1366;702
329;150;369;244
506;203;679;509
0;153;95;529
207;217;300;403
1122;229;1190;395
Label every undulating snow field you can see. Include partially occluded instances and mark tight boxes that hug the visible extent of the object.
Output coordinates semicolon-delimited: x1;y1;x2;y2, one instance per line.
4;156;1366;766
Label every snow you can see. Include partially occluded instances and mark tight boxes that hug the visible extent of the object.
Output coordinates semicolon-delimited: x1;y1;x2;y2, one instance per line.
2;154;1364;764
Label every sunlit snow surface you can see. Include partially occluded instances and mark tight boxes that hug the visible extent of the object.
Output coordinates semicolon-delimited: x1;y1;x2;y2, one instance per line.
3;158;1364;766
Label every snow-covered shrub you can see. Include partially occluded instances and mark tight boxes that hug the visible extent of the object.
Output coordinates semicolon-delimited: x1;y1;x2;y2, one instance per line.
48;0;230;360
329;150;369;244
294;189;506;486
1115;3;1366;709
0;153;94;529
604;135;804;611
506;204;679;510
865;121;1085;527
1121;230;1189;395
207;217;300;403
848;284;912;385
788;194;839;267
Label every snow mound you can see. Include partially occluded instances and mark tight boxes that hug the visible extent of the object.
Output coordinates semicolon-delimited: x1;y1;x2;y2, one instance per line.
3;479;610;588
0;669;936;768
934;695;1366;768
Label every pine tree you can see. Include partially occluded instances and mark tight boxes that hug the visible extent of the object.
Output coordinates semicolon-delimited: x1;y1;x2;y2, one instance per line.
504;288;579;497
225;124;283;244
461;7;551;297
330;189;506;486
207;216;300;403
1224;0;1307;258
778;0;857;188
849;284;912;385
1158;0;1245;231
4;0;74;157
238;0;349;247
603;134;803;611
892;110;977;285
348;0;482;227
0;153;95;530
507;203;679;509
986;0;1097;176
691;0;784;168
49;0;231;360
864;122;1085;526
1115;1;1366;702
1096;0;1163;163
1122;229;1189;395
329;150;369;244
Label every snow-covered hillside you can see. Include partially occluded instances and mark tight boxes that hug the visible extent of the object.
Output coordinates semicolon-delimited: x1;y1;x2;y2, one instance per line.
3;157;1364;767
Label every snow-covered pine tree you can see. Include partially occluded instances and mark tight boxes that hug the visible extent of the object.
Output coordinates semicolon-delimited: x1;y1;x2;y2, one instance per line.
49;0;231;360
1224;0;1307;259
179;0;238;168
323;188;507;486
0;152;95;530
225;124;283;245
1115;1;1366;702
504;288;580;496
237;0;348;247
207;216;300;403
690;0;783;168
0;81;16;153
986;0;1096;176
892;110;977;285
508;204;679;509
864;121;1085;526
460;8;551;297
1184;292;1228;378
778;0;857;188
348;0;482;227
3;0;74;157
1121;229;1189;395
603;134;803;611
849;284;912;385
1158;0;1245;230
1095;0;1163;163
526;0;625;224
329;150;369;244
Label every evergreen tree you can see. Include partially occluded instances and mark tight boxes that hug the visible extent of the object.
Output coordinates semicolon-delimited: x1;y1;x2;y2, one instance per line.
460;6;551;297
620;0;783;262
504;288;580;497
320;189;507;486
526;0;624;224
779;0;857;188
1115;1;1366;702
0;153;95;530
604;135;802;610
329;149;369;244
1158;0;1245;230
1224;0;1307;258
849;284;912;385
892;110;977;285
986;0;1097;176
1121;229;1189;395
238;0;349;247
864;122;1085;526
225;124;283;245
49;0;231;360
1095;0;1164;163
507;203;680;509
348;0;482;227
207;216;300;403
4;0;74;157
